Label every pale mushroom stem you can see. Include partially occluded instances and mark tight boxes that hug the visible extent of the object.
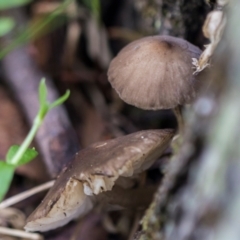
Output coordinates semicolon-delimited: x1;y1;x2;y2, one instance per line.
173;105;184;133
99;186;157;209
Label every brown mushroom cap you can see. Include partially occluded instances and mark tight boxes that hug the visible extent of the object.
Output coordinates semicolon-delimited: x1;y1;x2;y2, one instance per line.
108;35;202;110
25;129;174;232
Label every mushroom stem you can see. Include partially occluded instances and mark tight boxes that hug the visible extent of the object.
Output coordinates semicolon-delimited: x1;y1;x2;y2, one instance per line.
98;186;157;209
173;105;184;133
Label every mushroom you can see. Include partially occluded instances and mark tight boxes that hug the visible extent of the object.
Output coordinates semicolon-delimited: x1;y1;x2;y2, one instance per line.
25;129;174;232
108;35;202;131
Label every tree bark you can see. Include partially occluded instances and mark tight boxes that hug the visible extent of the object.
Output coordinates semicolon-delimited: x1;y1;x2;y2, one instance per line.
139;1;240;239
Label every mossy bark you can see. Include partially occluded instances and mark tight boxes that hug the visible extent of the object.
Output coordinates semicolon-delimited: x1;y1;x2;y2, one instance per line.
138;1;240;239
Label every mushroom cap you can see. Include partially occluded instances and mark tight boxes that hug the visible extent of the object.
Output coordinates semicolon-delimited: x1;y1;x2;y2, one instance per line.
108;35;202;110
25;129;174;232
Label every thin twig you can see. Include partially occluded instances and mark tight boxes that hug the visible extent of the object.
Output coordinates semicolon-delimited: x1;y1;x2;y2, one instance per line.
0;226;43;240
0;180;54;209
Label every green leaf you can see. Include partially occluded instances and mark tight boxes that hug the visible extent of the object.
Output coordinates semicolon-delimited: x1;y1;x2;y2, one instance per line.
49;90;70;109
6;145;38;166
0;17;15;37
38;79;49;118
0;0;72;60
0;0;32;9
39;78;47;106
0;161;15;201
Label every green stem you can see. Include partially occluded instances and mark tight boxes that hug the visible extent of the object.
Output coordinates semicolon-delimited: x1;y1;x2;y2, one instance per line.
10;115;42;165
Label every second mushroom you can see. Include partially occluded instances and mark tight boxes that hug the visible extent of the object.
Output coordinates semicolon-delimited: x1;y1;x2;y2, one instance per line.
25;129;174;232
